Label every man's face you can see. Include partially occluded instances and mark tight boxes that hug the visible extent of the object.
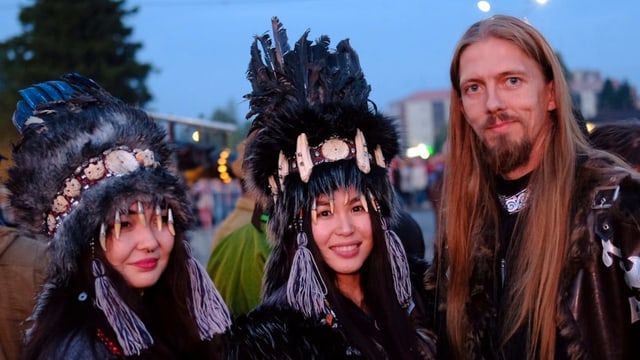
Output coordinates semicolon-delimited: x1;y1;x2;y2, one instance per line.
458;37;556;179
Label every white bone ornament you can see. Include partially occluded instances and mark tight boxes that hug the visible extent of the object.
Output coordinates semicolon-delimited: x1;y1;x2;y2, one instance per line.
374;145;386;168
360;194;369;213
311;198;317;224
629;297;640;324
24;116;44;127
601;239;640;288
321;138;350;161
296;133;314;182
167;208;175;236
602;238;622;267
134;149;156;167
114;211;121;240
268;176;279;204
99;223;107;251
104;149;139;175
155;205;162;232
623;256;640;289
355;129;371;174
278;151;289;191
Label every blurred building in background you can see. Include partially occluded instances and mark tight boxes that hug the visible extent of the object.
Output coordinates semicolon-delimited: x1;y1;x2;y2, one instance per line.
389;89;450;159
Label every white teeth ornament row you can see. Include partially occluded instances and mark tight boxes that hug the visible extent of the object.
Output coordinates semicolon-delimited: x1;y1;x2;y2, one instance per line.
98;205;175;251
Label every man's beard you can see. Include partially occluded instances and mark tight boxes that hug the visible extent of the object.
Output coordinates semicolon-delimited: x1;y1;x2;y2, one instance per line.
479;133;532;176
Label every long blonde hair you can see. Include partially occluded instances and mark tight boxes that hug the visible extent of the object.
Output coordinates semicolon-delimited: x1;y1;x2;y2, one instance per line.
440;15;591;359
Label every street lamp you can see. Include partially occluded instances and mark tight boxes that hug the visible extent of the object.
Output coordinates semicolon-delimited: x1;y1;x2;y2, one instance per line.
523;0;549;20
477;0;491;13
478;0;549;16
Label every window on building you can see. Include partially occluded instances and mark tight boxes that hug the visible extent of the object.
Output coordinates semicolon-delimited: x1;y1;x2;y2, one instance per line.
433;101;445;127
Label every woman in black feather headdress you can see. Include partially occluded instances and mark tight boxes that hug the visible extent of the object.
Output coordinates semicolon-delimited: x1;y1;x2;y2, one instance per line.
8;73;230;359
224;18;437;359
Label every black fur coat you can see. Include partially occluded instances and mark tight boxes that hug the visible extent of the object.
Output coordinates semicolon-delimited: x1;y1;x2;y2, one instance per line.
223;257;437;359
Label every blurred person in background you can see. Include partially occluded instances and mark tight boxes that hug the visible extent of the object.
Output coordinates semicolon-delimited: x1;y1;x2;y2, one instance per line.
207;137;270;317
210;141;256;250
0;155;47;360
191;176;216;229
207;204;270;317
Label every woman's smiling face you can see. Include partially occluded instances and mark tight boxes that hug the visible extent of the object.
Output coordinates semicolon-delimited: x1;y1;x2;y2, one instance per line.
311;187;373;281
104;202;174;289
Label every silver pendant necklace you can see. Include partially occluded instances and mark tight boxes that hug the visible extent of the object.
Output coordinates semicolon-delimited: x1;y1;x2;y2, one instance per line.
498;188;529;214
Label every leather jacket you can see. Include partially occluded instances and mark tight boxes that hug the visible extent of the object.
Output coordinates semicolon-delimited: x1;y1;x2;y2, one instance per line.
559;159;640;359
428;156;640;359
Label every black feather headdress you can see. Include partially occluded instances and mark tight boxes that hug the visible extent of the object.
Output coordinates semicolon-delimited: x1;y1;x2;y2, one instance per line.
243;18;409;319
8;73;230;355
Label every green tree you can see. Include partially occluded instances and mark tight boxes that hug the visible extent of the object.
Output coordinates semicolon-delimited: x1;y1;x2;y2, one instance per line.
0;0;153;161
211;100;238;124
598;79;617;110
617;81;635;110
210;100;252;147
598;79;636;111
555;51;573;83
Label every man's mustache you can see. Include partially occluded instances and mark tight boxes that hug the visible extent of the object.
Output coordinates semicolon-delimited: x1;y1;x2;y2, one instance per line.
484;112;519;128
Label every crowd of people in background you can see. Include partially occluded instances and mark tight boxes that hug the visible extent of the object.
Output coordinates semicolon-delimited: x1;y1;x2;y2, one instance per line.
188;152;449;225
389;155;446;211
190;177;242;231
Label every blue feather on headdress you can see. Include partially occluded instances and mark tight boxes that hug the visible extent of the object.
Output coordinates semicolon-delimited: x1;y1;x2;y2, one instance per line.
12;72;121;133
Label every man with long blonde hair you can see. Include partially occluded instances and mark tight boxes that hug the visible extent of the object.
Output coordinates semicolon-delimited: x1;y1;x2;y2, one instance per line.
428;15;640;359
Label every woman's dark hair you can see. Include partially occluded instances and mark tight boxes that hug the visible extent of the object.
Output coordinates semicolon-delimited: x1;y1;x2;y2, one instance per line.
303;196;420;359
20;248;102;360
20;226;203;359
589;120;640;168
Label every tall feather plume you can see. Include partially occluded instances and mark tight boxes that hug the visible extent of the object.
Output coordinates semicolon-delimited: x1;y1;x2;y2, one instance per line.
244;17;371;133
271;16;290;69
334;40;369;106
288;30;310;105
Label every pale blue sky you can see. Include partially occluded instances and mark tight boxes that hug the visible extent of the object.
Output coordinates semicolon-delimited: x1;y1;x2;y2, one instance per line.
1;0;639;120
